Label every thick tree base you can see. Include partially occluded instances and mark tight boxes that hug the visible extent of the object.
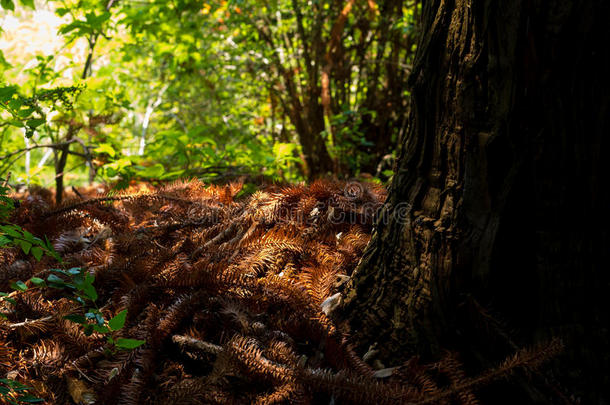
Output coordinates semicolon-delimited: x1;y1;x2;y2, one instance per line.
341;0;610;403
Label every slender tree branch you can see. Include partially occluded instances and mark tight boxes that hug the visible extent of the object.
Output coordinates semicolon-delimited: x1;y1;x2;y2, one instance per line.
8;316;53;329
139;83;169;155
0;141;78;161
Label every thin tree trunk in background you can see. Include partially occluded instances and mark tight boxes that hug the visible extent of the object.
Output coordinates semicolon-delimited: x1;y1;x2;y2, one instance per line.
54;0;117;204
55;124;80;205
138;83;169;156
342;0;609;402
321;0;356;153
296;112;334;179
253;0;414;179
23;136;30;185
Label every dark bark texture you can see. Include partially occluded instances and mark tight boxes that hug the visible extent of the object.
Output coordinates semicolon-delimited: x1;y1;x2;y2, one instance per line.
343;0;609;402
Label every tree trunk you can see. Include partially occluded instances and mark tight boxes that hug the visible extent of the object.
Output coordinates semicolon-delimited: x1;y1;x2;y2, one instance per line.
55;124;80;205
342;0;609;402
277;55;334;179
288;95;334;179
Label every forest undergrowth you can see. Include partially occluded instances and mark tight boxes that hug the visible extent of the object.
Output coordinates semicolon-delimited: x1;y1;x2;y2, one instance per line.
0;180;560;404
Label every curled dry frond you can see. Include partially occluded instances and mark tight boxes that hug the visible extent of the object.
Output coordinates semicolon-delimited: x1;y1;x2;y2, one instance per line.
0;180;558;404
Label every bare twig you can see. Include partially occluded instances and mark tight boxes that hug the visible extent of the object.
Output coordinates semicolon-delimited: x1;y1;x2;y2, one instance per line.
0;140;77;161
172;334;223;355
1;172;10;188
8;315;53;329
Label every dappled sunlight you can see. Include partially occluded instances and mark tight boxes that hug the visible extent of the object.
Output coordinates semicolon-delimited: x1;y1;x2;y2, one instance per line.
1;0;606;403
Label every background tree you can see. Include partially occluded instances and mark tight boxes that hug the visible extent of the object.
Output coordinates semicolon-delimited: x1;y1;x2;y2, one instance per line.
1;0;420;193
229;0;418;177
342;0;609;402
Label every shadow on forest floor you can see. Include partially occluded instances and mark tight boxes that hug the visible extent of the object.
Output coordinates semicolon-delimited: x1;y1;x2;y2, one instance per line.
0;180;559;404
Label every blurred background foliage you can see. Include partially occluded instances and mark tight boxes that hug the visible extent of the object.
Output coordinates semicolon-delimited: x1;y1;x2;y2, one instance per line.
0;0;419;202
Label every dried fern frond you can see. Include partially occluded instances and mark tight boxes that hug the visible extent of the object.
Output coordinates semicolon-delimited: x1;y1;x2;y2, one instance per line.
1;180;561;404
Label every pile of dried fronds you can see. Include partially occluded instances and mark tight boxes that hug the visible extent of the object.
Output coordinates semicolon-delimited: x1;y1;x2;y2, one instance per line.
0;180;561;404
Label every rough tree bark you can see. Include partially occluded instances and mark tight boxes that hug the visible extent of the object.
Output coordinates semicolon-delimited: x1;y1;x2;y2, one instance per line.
342;0;609;402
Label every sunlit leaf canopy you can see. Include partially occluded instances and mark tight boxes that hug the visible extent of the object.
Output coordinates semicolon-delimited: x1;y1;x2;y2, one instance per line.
1;0;418;192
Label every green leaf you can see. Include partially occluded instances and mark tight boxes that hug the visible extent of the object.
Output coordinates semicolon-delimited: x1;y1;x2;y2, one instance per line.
0;85;17;102
59;21;93;36
93;324;109;334
0;293;15;305
115;338;146;350
16;107;34;118
17;395;44;403
26;118;45;128
46;274;65;287
7;99;21;110
66;267;83;276
95;143;116;157
81;283;98;302
1;225;21;238
138;163;165;178
10;280;27;292
29;277;45;287
0;0;14;12
108;309;127;331
72;296;85;305
64;314;86;324
0;50;11;69
0;235;11;246
18;0;34;8
86;11;111;29
55;7;69;16
83;324;94;336
20;231;34;241
30;247;43;261
94;312;104;325
67;267;82;275
43;241;61;261
19;240;32;254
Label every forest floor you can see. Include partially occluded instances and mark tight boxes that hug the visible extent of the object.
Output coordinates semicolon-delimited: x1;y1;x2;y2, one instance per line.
0;180;558;404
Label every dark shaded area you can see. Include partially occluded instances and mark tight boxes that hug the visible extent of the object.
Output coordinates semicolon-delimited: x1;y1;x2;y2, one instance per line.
343;0;609;403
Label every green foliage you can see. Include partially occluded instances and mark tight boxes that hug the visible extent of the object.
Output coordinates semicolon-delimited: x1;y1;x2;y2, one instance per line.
0;379;42;404
0;224;61;261
1;182;143;348
1;0;416;189
59;10;111;38
1;266;145;350
0;0;14;11
0;292;15;306
0;179;61;261
0;182;14;222
0;83;81;138
45;267;145;350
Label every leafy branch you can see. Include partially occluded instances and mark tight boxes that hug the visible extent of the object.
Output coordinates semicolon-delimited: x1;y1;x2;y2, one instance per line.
0;85;83;138
0;179;61;261
0;225;60;262
38;267;145;351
